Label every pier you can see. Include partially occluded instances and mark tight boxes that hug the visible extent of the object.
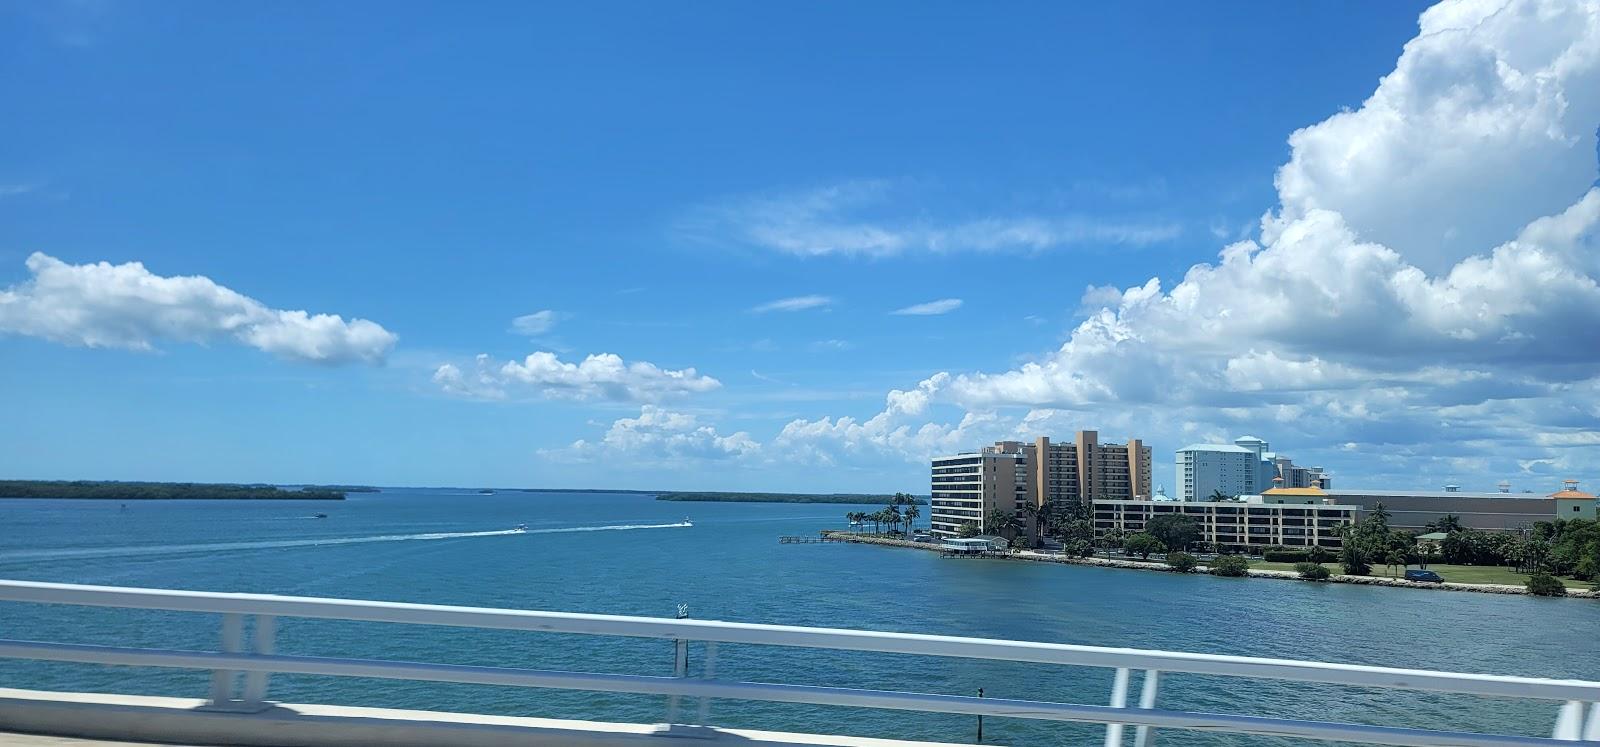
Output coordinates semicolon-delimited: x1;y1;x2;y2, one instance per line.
1;579;1598;747
778;534;846;543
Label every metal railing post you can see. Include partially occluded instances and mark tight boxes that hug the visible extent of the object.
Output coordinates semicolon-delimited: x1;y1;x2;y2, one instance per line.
1583;702;1599;741
696;641;718;725
239;614;276;706
207;613;244;705
667;604;689;724
1553;700;1583;740
1133;669;1160;747
1103;666;1131;747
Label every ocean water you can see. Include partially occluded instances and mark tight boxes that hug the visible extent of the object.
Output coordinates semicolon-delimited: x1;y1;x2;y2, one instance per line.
1;489;1596;746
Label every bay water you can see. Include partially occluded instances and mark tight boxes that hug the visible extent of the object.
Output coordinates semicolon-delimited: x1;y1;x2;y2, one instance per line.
1;489;1595;745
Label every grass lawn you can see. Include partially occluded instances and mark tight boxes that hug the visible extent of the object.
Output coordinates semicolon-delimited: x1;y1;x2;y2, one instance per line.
1250;561;1589;588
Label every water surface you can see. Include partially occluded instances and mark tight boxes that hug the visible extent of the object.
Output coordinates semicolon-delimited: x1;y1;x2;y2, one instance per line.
1;489;1594;745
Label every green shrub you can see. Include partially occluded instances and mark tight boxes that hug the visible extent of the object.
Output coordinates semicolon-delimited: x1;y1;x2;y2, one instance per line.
1339;544;1372;576
1065;539;1096;558
1294;562;1331;580
1574;555;1598;582
1165;551;1198;573
1526;572;1567;597
1264;549;1311;563
1209;555;1250;577
1124;533;1166;560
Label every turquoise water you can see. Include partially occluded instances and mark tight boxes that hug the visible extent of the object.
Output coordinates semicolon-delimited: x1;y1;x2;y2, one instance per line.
1;489;1596;746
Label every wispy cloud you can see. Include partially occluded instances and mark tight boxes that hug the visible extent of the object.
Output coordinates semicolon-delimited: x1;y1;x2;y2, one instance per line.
750;369;795;386
808;339;852;352
751;295;832;313
683;180;1181;258
0;184;37;198
891;298;962;316
509;310;561;336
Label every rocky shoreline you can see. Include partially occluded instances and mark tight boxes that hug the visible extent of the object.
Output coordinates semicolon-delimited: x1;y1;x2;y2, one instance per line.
820;531;1599;599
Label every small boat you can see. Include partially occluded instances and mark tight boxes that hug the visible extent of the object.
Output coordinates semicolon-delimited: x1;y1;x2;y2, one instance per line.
478;489;496;495
513;523;528;532
313;513;328;519
683;517;693;527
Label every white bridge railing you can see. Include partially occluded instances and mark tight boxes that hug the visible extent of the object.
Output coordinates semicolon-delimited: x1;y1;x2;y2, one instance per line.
0;579;1597;746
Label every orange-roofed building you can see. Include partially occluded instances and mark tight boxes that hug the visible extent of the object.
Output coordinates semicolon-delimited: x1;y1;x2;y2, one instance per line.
1550;480;1598;520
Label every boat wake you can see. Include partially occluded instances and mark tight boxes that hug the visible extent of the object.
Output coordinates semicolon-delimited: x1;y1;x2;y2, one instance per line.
0;521;693;563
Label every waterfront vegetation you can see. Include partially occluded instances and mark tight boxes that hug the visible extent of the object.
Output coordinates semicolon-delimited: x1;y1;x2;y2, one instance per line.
1254;560;1589;589
968;498;1598;595
1294;562;1332;580
843;493;923;536
662;491;925;505
0;480;347;500
1208;554;1251;577
1164;551;1197;572
1325;507;1599;593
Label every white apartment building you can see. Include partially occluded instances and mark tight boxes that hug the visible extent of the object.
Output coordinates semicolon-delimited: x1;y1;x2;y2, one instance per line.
1175;436;1328;502
928;450;1027;537
1093;499;1359;550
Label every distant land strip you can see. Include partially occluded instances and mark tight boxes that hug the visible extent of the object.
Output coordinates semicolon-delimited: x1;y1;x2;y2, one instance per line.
655;491;927;505
0;480;351;501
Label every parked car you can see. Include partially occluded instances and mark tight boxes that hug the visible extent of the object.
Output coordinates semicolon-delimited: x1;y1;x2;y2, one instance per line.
1404;569;1444;583
912;532;935;543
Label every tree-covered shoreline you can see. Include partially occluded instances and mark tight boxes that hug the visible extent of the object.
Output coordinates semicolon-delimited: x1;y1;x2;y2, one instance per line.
0;480;347;500
657;491;925;505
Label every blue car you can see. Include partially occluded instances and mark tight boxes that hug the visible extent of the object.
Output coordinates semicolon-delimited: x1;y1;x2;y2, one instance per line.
1404;569;1444;583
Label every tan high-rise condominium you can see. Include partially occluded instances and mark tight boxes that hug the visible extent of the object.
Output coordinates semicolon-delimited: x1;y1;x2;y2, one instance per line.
929;430;1152;538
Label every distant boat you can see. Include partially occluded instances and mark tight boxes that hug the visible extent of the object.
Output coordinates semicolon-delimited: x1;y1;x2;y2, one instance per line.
478;489;496;495
684;517;693;527
313;513;328;519
513;523;528;532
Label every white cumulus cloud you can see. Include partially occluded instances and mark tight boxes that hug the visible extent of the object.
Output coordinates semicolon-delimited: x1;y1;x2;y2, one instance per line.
549;405;759;464
764;0;1600;485
433;351;721;403
1272;0;1600;272
0;252;396;364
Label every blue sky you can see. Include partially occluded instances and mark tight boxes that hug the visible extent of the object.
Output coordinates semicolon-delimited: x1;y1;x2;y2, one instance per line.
5;0;1600;493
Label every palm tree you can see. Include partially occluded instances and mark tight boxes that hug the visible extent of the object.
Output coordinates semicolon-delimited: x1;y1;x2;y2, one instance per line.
1019;503;1039;544
885;504;903;536
984;508;1023;543
903;503;921;534
1384;549;1407;578
1208;488;1232;502
845;511;866;533
1427;514;1463;533
1371;502;1392;526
